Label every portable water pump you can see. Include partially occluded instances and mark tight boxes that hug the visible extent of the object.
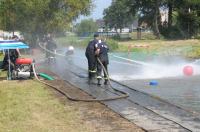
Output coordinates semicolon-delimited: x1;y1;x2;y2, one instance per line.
11;58;34;79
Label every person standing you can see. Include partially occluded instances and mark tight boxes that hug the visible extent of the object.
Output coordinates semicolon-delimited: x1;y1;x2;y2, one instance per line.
45;34;57;59
95;38;109;85
1;35;21;70
85;33;99;82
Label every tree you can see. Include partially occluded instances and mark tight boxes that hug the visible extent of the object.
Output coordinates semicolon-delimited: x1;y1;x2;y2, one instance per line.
103;0;162;38
176;0;200;38
0;0;92;46
104;0;200;39
133;0;164;39
103;0;136;33
75;19;98;37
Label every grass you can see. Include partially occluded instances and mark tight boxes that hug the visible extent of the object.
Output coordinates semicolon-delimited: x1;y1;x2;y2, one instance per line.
55;35;89;47
130;32;157;40
0;70;6;78
118;39;200;58
55;35;200;58
0;80;89;132
0;53;3;60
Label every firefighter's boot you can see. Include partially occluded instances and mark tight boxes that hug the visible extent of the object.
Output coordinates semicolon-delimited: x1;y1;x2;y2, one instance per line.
97;79;101;86
104;79;108;85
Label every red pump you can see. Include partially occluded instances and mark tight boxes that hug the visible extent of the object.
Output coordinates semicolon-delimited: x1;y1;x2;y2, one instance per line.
16;58;33;65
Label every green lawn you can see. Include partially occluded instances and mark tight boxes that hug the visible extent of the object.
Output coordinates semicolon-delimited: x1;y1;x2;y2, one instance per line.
55;36;200;58
118;39;200;58
0;80;89;132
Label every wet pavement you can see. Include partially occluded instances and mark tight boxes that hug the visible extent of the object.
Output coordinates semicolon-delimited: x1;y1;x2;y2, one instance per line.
121;76;200;113
38;48;200;131
61;48;200;113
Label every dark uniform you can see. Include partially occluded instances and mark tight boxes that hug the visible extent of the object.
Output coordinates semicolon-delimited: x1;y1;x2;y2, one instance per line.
1;49;19;70
85;38;99;80
45;37;57;58
96;41;109;85
1;36;20;70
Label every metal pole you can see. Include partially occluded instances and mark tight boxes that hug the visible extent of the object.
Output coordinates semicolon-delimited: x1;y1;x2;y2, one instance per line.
7;49;11;80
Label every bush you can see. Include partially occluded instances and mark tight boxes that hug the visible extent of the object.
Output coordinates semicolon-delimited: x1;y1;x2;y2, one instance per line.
195;34;200;39
78;38;119;51
160;26;185;39
130;32;157;40
55;36;119;51
56;36;83;46
80;37;93;47
106;39;119;51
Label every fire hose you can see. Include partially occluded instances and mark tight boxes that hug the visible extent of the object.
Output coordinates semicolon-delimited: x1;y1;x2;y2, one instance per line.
34;43;129;102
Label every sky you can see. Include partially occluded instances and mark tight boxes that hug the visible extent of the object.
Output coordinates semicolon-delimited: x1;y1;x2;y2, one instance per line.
76;0;112;23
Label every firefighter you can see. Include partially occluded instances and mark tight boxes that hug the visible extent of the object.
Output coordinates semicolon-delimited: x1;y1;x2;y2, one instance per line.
45;34;57;60
85;33;99;82
95;38;109;85
65;46;74;64
66;45;74;55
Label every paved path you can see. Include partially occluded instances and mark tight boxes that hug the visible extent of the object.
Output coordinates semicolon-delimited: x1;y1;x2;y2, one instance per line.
42;56;200;132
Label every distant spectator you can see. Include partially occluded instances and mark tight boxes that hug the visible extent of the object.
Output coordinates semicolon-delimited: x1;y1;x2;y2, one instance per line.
1;35;21;70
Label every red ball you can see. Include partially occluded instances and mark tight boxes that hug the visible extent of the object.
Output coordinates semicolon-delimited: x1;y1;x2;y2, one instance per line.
183;65;193;76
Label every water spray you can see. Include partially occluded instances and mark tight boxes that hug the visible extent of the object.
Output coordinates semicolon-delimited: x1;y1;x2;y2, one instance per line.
110;53;152;66
35;43;129;101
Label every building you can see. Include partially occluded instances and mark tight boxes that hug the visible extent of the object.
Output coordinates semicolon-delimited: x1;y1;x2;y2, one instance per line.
96;19;138;33
0;30;22;40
